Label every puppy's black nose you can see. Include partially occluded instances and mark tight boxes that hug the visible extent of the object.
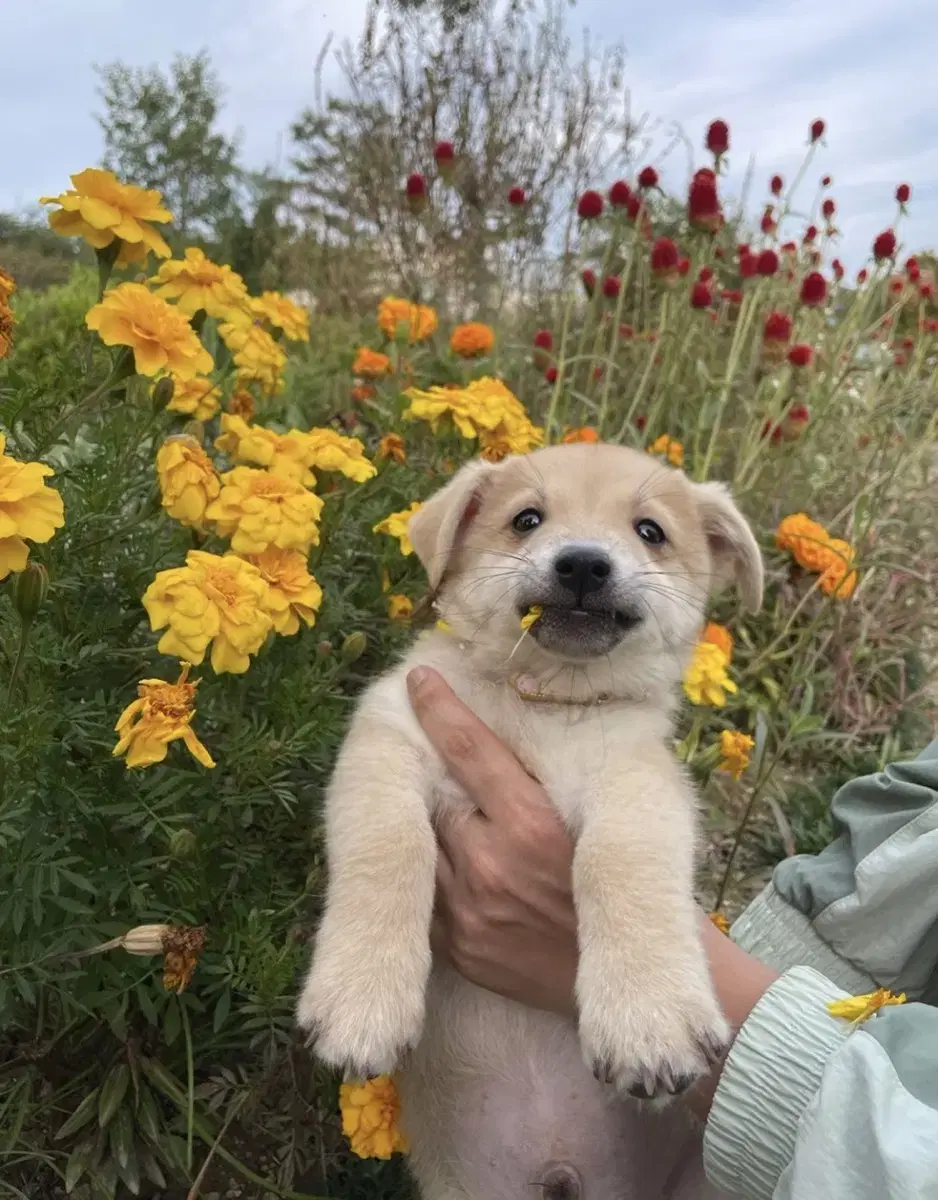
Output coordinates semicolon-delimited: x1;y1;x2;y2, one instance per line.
554;547;612;601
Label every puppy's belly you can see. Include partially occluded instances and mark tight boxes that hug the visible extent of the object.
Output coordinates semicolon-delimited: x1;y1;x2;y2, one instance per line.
399;969;721;1200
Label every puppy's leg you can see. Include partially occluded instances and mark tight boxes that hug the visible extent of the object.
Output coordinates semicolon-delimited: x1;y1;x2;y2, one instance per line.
573;748;729;1100
296;720;436;1077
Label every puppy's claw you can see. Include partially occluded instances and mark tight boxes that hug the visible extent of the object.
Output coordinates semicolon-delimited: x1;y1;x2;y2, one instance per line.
591;1058;614;1085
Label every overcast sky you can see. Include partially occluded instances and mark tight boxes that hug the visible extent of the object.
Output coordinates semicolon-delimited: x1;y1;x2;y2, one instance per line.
3;0;935;269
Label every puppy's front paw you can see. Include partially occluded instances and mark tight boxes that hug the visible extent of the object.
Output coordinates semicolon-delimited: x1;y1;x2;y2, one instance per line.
296;942;429;1077
578;967;729;1102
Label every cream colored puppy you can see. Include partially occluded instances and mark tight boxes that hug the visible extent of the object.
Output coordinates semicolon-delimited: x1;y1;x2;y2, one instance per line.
297;443;763;1199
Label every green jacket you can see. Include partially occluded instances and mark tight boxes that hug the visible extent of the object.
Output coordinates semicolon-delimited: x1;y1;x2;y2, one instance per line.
703;740;938;1199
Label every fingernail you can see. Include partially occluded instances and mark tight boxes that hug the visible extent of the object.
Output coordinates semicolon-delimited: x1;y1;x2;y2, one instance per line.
407;666;432;694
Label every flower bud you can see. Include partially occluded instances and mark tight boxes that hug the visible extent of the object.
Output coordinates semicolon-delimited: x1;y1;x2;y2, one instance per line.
120;924;170;956
13;562;49;625
340;631;367;662
315;640;333;659
169;828;197;859
152;376;175;412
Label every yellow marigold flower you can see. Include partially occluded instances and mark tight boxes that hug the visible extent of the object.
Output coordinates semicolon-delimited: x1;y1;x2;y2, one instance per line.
374;501;422;556
142;549;273;674
162;374;222;421
450;322;495;358
708;912;731;935
305;428;377;483
377;433;407;464
562;426;601;444
246;547;323;636
818;537;858;600
86;283;212;379
150;247;250;320
775;513;832;573
353;347;392;377
387;593;414;621
251;291;310;342
647;434;685;468
827;988;906;1025
113;662;214;769
717;729;754;779
206;467;324;555
702;621;734;661
0;267;15;305
0;432;66;581
40;168;172;263
339;1076;409;1160
156;435;220;529
377;296;438;343
219;320;287;396
228;389;255;421
683;642;738;707
161;924;206;993
520;604;543;631
215;414;317;488
405;377;543;457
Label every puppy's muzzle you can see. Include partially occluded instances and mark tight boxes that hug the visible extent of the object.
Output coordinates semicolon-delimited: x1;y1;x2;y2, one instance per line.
553;546;612;605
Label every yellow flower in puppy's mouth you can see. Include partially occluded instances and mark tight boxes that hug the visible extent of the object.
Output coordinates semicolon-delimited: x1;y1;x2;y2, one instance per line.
520;604;543;631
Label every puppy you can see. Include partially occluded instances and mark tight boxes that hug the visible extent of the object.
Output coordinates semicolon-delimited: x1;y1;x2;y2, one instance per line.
298;443;763;1200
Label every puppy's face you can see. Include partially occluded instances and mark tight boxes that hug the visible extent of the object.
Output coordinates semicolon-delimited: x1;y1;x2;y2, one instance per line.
409;443;762;674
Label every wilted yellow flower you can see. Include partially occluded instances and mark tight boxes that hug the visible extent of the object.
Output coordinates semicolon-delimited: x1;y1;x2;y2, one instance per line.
206;467;324;554
246;547;323;636
305;428;377;483
251;291;310;342
353;347;392;377
387;593;414;621
150;247;250;320
683;642;738;707
817;537;858;599
40;168;172;264
377;433;407;463
162;375;222;421
647;434;685;468
161;924;206;993
0;432;66;581
156;436;220;529
374;501;422;556
113;662;214;769
717;729;754;779
450;322;495;357
219;320;287;396
775;513;833;573
339;1076;409;1159
520;604;543;631
827;988;906;1025
86;284;213;379
142;549;273;674
701;621;733;661
377;296;438;343
405;377;542;457
215;414;317;487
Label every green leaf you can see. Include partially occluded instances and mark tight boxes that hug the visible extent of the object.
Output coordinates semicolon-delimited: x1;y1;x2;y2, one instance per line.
108;1105;133;1170
98;1064;130;1129
65;1139;95;1194
135;1087;161;1145
55;1089;100;1141
163;997;181;1046
139;1149;166;1189
212;987;231;1032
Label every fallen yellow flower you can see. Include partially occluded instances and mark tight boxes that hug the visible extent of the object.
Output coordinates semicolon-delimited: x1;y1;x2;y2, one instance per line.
520;604;543;631
827;988;906;1025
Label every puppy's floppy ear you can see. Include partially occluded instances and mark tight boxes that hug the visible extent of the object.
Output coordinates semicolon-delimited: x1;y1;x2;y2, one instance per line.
409;458;499;590
693;481;764;611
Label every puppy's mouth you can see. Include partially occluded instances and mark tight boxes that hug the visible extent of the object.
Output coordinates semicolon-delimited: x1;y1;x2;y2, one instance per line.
518;602;643;659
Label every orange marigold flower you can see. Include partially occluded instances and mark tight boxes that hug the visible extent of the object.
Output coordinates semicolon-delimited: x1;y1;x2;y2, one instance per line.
449;322;495;358
562;427;601;444
701;621;733;660
351;384;377;403
377;433;407;463
647;434;684;468
775;513;833;573
377;297;437;343
818;538;858;599
354;347;392;377
339;1076;409;1159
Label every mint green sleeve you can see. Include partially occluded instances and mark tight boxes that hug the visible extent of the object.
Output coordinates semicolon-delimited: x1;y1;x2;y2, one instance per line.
702;740;938;1199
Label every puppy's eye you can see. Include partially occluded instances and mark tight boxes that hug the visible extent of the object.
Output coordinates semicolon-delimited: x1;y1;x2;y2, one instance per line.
512;507;543;534
634;518;667;546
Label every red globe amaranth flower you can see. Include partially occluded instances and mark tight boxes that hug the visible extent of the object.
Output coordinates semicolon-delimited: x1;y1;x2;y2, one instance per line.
896;183;911;205
677;257;690;276
609;180;632;207
714;247;725;259
698;266;714;283
763;311;793;347
908;263;921;283
690;281;712;308
756;249;779;277
830;258;844;281
706;120;730;156
637;166;659;189
921;283;935;300
577;190;604;220
788;344;813;368
762;418;784;445
761;206;777;235
739;251;757;279
857;268;869;284
688;168;722;232
781;241;797;255
602;274;621;299
803;225;818;245
581;268;597;297
545;366;558;384
721;287;744;305
770;174;784;195
433;142;455;179
822;198;836;220
533;328;553;370
635;413;648;432
592;365;604;382
800;272;828;307
784;403;811;439
821;175;832;187
894;353;907;368
507;186;526;207
619;323;634;340
405;173;428;212
905;255;919;273
901;336;915;350
650;237;680;278
873;229;897;260
889;279;904;295
810;119;826;142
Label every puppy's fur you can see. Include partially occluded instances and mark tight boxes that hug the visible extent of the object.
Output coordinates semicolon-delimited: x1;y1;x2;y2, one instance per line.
297;444;763;1199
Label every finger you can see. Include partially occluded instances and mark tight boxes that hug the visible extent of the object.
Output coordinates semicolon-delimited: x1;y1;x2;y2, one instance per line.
434;803;483;869
407;667;539;820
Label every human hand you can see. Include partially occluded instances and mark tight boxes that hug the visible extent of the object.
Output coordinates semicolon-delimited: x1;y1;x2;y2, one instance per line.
406;666;579;1015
